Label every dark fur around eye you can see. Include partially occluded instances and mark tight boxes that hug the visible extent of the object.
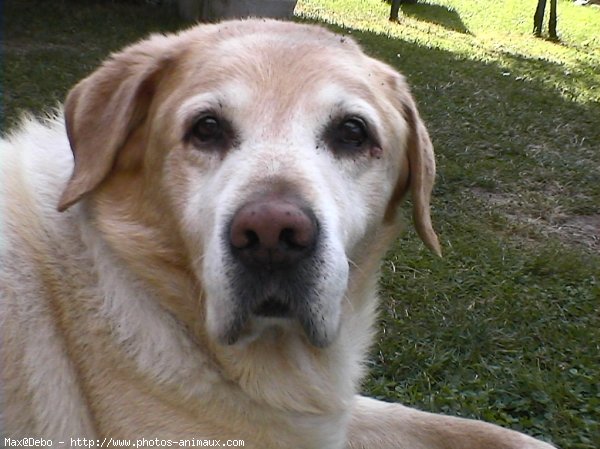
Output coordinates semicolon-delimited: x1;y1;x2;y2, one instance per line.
187;114;234;151
326;117;376;154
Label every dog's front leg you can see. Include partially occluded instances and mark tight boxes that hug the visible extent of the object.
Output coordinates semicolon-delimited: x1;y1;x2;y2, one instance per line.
346;396;556;449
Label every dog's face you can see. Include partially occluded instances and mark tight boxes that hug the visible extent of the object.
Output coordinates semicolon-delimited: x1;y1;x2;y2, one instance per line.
58;20;440;349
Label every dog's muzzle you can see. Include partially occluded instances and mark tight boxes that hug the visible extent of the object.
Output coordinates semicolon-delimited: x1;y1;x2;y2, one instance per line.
222;194;340;347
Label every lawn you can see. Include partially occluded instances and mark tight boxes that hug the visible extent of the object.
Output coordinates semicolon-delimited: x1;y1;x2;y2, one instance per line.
2;1;599;448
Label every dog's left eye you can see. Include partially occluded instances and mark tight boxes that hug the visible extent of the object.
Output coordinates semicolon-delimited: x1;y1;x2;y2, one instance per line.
328;117;371;153
191;116;223;143
339;119;368;147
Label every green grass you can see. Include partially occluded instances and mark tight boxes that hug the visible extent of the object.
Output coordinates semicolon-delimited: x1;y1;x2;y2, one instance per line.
2;1;599;448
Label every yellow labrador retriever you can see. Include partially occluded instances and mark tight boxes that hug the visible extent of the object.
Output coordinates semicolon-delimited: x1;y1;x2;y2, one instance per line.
1;20;554;449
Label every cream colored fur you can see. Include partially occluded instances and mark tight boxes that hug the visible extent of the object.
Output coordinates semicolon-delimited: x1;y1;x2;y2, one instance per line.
1;20;554;449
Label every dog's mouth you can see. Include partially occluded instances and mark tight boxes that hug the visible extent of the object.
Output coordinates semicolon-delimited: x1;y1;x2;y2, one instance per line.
209;200;347;348
252;296;293;318
210;260;345;348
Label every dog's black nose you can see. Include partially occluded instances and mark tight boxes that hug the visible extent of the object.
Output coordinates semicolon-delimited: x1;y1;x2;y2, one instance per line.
229;198;317;269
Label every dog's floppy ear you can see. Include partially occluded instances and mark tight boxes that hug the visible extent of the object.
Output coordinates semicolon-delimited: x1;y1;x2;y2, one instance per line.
384;79;442;257
57;37;172;212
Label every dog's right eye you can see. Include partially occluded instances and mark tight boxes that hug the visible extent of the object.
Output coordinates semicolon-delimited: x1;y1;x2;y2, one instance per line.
337;119;368;148
191;116;224;144
326;116;375;155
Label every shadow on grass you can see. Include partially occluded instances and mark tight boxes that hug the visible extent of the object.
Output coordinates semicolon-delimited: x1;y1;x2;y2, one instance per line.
401;2;471;34
1;0;182;129
381;0;470;34
2;2;599;448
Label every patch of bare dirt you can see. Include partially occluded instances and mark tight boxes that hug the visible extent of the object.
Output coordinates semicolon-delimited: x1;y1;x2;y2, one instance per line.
471;188;600;252
557;215;600;250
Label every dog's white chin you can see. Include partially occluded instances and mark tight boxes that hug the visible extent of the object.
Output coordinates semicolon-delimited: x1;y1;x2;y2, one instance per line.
222;314;340;348
205;295;344;348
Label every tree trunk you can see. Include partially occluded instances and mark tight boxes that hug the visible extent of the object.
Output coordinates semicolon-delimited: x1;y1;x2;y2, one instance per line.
549;0;558;39
533;0;546;36
389;0;401;21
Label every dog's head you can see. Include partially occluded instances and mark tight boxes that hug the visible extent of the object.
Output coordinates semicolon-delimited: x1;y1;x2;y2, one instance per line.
58;20;440;350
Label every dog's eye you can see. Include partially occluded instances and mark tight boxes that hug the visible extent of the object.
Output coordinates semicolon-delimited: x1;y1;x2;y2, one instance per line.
191;116;223;143
327;117;371;153
338;119;368;147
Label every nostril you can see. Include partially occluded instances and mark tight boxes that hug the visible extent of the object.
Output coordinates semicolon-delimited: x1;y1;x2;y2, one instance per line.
280;226;313;250
230;225;259;250
280;228;298;249
229;198;318;267
244;230;259;249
